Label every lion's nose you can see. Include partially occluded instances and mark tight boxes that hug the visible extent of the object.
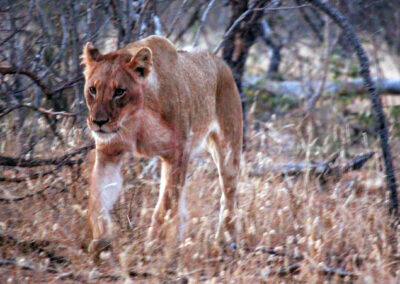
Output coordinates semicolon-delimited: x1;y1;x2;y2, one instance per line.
93;118;109;127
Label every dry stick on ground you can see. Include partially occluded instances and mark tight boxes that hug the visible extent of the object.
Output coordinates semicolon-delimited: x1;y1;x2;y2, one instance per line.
192;0;217;47
305;0;398;215
213;4;311;54
0;233;68;265
274;263;358;279
0;258;166;282
250;152;374;178
0;185;67;203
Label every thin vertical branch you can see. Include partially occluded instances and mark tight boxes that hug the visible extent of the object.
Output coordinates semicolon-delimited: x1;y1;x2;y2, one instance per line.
167;0;189;38
193;0;217;47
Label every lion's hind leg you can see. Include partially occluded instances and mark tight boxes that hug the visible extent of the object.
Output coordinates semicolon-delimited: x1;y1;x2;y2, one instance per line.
206;126;241;246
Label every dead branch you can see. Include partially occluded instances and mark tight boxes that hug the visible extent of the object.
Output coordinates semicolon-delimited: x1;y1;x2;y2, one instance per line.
133;0;151;41
192;0;217;47
0;68;84;101
295;0;323;42
250;152;374;177
213;3;311;54
0;144;94;183
166;0;189;38
0;104;77;120
0;144;93;168
0;67;51;96
174;2;203;43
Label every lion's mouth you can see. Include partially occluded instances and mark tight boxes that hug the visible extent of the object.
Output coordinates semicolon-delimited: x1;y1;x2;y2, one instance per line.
91;127;121;142
94;127;120;134
97;129;109;134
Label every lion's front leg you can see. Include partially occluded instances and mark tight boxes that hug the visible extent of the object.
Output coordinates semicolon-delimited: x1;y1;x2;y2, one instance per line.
88;150;123;254
147;154;189;243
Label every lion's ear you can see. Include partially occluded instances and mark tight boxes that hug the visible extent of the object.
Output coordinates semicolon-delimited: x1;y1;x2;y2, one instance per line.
128;47;152;78
81;42;103;66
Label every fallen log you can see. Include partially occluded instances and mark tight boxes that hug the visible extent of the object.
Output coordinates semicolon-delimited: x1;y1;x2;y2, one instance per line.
250;152;374;178
273;263;357;279
243;77;400;99
0;233;68;265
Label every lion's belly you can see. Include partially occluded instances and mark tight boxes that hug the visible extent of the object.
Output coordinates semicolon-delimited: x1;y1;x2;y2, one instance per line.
188;120;220;157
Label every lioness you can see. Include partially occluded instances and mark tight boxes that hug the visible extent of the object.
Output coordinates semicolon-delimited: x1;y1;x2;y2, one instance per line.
81;36;242;253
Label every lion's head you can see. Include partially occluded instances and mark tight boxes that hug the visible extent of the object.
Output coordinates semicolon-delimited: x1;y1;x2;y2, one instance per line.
81;43;152;141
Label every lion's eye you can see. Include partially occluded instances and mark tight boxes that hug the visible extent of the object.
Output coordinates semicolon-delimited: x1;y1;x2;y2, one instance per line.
89;86;96;97
114;88;125;99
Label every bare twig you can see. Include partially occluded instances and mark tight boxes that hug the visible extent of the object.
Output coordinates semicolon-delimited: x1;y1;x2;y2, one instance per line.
0;143;93;167
166;0;189;38
250;152;374;177
193;0;217;47
0;0;34;47
0;104;77;120
0;259;58;274
133;0;151;41
0;67;51;97
213;4;311;54
307;16;330;110
295;0;323;42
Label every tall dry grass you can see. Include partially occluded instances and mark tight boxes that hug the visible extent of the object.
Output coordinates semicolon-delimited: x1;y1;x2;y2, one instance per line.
1;95;400;283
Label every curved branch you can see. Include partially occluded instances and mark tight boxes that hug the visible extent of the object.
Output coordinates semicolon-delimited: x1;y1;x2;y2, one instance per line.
0;67;51;96
305;0;398;215
193;0;217;47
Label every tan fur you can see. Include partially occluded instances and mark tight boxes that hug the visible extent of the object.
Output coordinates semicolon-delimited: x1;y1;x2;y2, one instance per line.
81;36;242;253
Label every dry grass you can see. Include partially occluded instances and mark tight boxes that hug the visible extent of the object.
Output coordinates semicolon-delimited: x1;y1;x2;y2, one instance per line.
1;96;400;283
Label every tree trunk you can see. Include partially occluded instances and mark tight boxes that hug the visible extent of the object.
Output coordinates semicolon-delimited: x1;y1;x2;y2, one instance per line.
222;0;271;145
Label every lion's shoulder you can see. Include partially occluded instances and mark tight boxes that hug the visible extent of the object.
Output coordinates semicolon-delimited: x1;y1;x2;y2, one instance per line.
122;36;178;64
